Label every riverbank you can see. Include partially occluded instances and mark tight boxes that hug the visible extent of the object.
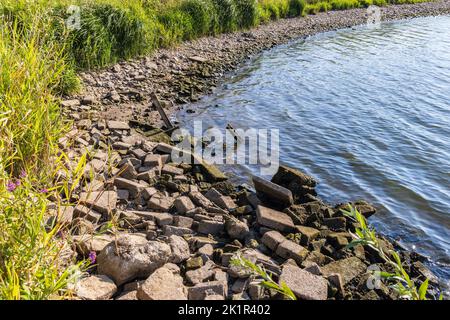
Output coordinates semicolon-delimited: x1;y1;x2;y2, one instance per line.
54;3;449;300
68;1;450;127
1;1;447;300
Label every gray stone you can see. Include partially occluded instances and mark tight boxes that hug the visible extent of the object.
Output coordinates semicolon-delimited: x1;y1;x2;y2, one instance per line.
185;262;215;285
261;230;286;251
162;164;183;175
205;188;236;210
275;240;309;264
225;217;249;240
116;290;138;300
97;234;171;285
252;176;293;206
107;120;130;130
321;257;366;284
173;216;194;228
114;177;144;198
168;235;190;264
280;264;328;300
296;225;320;246
148;193;174;211
163;225;194;237
73;205;102;224
76;275;117;300
256;205;295;232
79;191;117;216
198;220;225;235
174;196;196;214
137;267;187;300
188;281;226;300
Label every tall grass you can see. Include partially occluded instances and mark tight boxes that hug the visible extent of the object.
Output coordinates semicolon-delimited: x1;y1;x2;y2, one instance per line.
0;2;89;299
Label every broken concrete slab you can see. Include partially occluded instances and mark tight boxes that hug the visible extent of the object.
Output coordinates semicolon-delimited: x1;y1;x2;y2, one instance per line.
252;175;293;207
256;205;295;233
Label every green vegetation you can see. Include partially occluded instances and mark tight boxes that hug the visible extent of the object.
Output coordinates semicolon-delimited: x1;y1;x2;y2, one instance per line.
304;0;429;15
230;254;297;300
341;206;442;300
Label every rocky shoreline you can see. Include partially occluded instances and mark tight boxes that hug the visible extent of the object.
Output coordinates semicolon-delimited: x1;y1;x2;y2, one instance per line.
56;3;449;300
65;1;450;127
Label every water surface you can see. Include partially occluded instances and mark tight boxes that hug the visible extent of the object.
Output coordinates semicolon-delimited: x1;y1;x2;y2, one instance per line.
178;15;450;286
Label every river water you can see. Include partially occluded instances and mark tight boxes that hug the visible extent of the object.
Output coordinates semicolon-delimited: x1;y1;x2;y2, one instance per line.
178;15;450;286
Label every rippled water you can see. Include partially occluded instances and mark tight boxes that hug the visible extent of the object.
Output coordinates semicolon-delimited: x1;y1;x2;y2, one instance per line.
178;16;450;284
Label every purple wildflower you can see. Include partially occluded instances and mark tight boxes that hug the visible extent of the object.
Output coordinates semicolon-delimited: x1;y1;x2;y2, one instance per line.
6;181;17;192
20;170;27;178
88;251;97;265
40;188;48;194
15;180;21;187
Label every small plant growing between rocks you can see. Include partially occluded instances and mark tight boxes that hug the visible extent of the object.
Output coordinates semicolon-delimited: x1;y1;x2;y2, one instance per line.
341;205;442;300
230;254;297;300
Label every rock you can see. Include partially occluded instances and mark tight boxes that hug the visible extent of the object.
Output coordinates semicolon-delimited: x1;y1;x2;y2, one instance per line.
189;56;208;63
185;262;215;285
327;273;345;298
131;211;173;226
327;232;350;249
163;225;194;237
81;95;96;105
79;191;117;216
275;240;309;264
168;235;190;263
188;281;226;300
189;191;215;208
205;188;237;210
252;176;293;206
73;205;102;224
271;165;316;201
261;230;286;251
256;205;295;232
76;275;117;300
279;264;328;300
295;225;320;246
74;234;114;255
204;294;225;300
161;164;183;175
174;196;196;214
198;220;225;235
148;193;174;211
198;244;214;259
114;177;144;198
116;291;138;300
173;216;194;228
107;120;130;130
97;234;171;285
231;278;249;293
323;217;346;231
186;256;204;270
225;217;249;240
303;261;322;275
248;282;265;300
321;257;366;285
143;154;162;170
61;99;80;108
137;267;187;300
118;160;138;180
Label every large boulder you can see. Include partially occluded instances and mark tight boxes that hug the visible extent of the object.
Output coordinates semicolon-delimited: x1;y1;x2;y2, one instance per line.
137;267;188;300
97;234;171;285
